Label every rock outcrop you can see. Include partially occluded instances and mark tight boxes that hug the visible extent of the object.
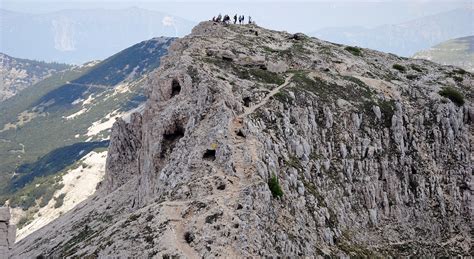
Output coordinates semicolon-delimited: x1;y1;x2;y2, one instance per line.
0;207;16;258
12;22;472;257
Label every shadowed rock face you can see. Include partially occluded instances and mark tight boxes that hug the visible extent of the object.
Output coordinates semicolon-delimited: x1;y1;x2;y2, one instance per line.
0;207;16;258
12;21;473;258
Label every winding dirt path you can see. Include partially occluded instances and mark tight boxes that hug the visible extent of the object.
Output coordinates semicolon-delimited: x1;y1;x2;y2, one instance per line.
240;74;294;118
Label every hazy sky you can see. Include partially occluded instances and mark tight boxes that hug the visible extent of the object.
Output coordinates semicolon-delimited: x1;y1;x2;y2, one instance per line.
2;1;472;32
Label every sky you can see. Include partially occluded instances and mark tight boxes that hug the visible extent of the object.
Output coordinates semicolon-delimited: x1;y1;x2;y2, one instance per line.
2;0;472;32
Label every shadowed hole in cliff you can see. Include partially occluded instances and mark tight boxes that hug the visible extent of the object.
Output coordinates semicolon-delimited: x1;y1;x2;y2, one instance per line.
160;124;185;158
236;129;246;138
171;79;181;97
243;97;251;107
203;149;216;161
184;231;194;244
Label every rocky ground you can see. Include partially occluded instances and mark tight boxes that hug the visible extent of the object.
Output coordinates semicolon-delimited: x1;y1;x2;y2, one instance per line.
12;21;473;257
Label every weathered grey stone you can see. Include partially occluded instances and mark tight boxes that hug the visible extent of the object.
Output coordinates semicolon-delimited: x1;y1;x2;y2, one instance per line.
0;207;15;257
267;61;288;73
11;21;472;258
0;208;10;222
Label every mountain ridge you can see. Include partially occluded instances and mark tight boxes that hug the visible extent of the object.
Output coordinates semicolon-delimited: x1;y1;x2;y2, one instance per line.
12;21;472;257
0;37;174;240
311;7;474;56
0;53;71;102
413;35;474;72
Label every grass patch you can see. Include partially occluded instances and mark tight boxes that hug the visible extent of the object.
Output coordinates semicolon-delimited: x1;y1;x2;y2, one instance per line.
392;64;406;73
274;90;294;104
452;76;463;82
268;174;284;198
439;87;465;106
454;68;466;75
292;73;373;103
203;57;285;85
410;64;423;72
344;46;362;56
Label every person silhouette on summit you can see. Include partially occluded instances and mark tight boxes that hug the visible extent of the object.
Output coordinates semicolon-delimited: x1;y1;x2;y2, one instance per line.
217;14;222;22
248;16;252;24
233;14;237;24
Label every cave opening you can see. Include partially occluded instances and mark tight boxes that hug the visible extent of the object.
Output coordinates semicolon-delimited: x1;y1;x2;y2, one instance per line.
160;124;185;158
243;97;251;107
203;149;216;161
171;79;181;98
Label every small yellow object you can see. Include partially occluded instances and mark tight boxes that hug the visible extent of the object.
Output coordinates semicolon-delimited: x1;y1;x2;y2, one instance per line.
210;143;218;150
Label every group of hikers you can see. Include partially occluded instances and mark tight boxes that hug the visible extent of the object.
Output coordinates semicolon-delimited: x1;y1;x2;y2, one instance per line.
212;14;253;25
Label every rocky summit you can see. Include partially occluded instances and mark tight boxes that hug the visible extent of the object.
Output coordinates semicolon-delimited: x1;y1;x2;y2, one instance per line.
12;21;472;257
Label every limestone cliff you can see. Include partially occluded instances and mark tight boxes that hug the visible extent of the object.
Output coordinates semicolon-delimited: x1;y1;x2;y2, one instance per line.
0;207;16;258
13;22;472;257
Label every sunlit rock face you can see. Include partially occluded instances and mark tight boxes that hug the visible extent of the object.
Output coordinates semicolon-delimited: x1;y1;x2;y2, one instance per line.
12;21;472;258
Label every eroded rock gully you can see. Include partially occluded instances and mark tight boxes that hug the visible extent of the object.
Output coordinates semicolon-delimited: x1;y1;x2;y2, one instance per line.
13;21;472;257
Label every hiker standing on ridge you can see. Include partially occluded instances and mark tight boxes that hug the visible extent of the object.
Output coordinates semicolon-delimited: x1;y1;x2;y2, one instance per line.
233;14;237;24
217;14;222;22
248;16;252;24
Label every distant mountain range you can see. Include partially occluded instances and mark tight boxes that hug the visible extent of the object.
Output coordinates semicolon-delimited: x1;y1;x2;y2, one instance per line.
0;7;193;64
413;35;474;72
311;8;474;57
0;53;71;102
0;37;174;232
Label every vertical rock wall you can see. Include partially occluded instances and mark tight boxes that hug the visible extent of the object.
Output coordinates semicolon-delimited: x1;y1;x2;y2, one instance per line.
0;207;16;258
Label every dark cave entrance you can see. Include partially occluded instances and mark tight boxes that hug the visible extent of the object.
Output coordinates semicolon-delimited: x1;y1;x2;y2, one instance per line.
160;124;185;158
202;149;216;161
243;97;251;107
171;79;181;98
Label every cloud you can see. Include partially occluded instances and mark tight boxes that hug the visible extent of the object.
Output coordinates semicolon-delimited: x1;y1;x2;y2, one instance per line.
162;16;175;27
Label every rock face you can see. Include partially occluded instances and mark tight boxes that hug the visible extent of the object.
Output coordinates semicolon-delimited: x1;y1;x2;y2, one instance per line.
12;22;473;257
0;207;16;258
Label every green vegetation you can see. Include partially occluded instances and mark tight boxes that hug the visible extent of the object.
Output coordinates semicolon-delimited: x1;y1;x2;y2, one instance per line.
4;173;64;210
439;87;465;106
17;208;39;229
454;68;467;75
452;76;463;82
410;64;423;72
62;225;96;255
344;46;362;56
378;99;396;127
414;36;474;72
73;38;173;86
0;37;172;209
268;174;284;198
203;57;285;85
54;193;66;208
292;72;372;103
285;155;303;170
260;42;310;60
392;64;407;73
274;90;294;104
10;141;108;192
